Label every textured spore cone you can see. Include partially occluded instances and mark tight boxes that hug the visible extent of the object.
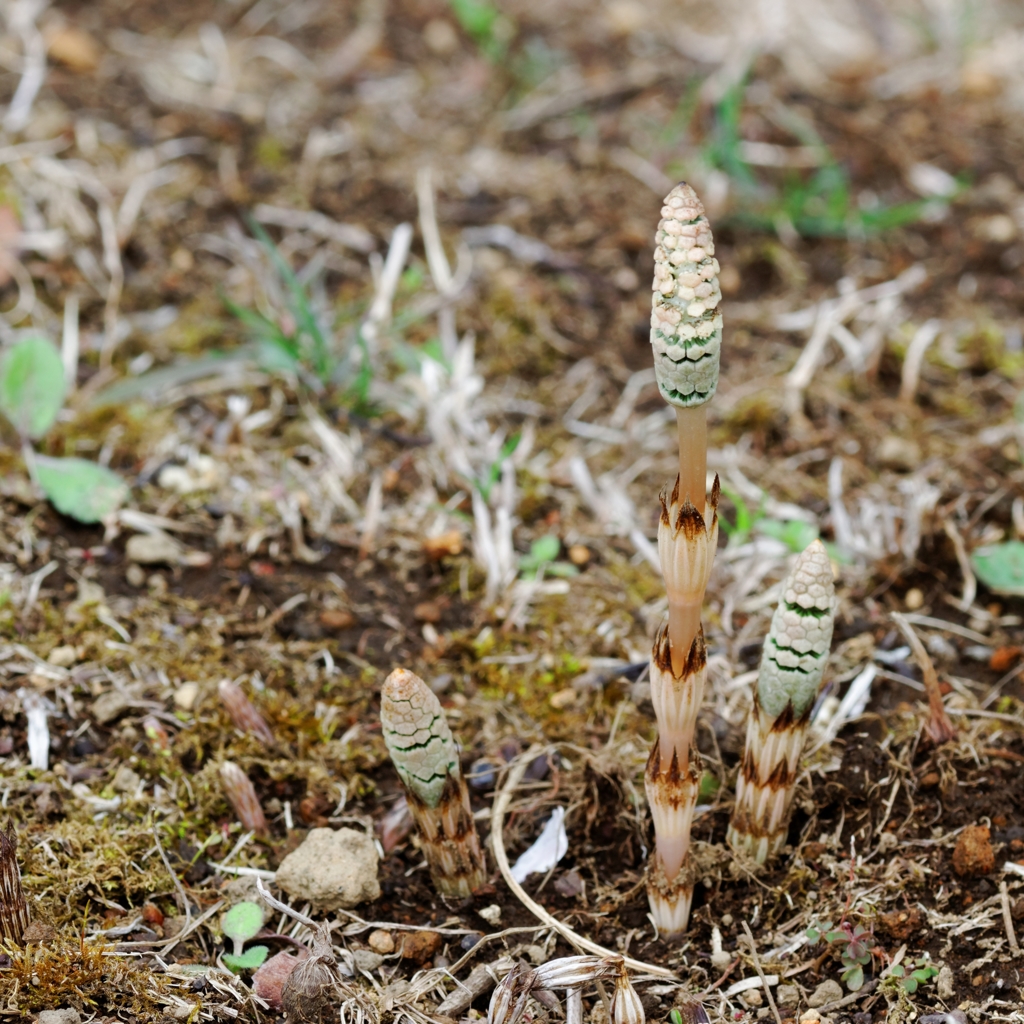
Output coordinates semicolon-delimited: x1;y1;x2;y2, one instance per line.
381;667;459;808
728;540;836;863
651;183;722;408
756;539;836;719
381;667;486;897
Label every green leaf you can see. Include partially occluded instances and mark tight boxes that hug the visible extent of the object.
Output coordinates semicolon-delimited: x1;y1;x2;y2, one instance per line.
222;901;264;949
223;945;269;973
805;927;821;943
35;456;128;523
0;336;65;439
971;541;1024;596
757;519;820;553
903;977;918;993
698;772;720;801
842;964;864;991
890;964;905;977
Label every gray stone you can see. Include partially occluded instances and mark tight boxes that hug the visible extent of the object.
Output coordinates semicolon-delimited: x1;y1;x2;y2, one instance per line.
807;979;843;1008
352;949;383;972
275;827;379;910
126;532;182;566
936;964;955;1000
776;984;800;1008
92;690;131;725
37;1011;82;1024
111;765;141;794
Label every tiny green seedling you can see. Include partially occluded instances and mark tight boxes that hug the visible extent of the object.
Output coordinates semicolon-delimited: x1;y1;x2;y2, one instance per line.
518;535;579;580
806;920;874;991
971;541;1024;596
0;336;127;523
887;958;938;995
221;901;268;974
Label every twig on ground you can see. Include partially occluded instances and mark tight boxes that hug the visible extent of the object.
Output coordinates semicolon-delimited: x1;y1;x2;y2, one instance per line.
740;922;782;1024
491;745;676;979
1000;881;1020;954
892;612;957;745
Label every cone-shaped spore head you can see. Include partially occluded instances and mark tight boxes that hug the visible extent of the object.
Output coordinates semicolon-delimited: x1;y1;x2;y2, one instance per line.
381;668;460;809
757;540;836;720
650;183;722;409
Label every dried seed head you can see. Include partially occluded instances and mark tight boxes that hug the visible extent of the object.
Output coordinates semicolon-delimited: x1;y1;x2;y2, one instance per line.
658;475;719;607
532;955;620;990
282;926;338;1024
610;961;645;1024
0;824;29;943
757;540;836;720
219;761;269;836
218;679;275;746
488;961;534;1024
651;183;722;408
380;668;460;808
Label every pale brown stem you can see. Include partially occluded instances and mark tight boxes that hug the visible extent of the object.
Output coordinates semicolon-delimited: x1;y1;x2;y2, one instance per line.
667;600;702;678
675;406;706;519
892;613;956;745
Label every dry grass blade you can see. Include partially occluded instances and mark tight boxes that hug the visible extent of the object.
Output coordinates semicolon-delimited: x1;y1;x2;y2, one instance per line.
490;746;675;979
892;611;957;745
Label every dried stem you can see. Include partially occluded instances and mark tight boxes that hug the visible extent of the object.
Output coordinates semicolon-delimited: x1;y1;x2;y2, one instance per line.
892;612;957;745
0;824;29;943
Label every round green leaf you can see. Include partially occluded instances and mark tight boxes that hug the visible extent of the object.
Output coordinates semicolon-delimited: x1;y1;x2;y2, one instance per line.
34;456;128;523
222;901;264;947
971;541;1024;596
0;336;66;439
223;945;269;973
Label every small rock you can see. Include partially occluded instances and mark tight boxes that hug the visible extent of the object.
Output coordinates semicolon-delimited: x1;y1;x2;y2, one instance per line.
352;949;384;972
92;690;131;725
904;587;924;611
807;979;843;1008
478;904;501;925
275;827;380;910
22;920;55;944
459;932;482;952
522;944;546;964
126;532;183;566
423;530;462;559
414;601;442;623
549;687;576;709
112;765;141;794
936;964;955;1000
47;645;77;668
319;609;356;630
253;950;303;1010
38;1012;82;1024
367;929;394;954
952;824;995;877
553;869;584;898
878;906;924;940
125;563;146;588
45;25;101;72
776;984;800;1008
568;544;590;566
799;1012;821;1024
142;902;164;926
174;682;199;711
877;435;921;472
741;988;763;1008
396;930;441;963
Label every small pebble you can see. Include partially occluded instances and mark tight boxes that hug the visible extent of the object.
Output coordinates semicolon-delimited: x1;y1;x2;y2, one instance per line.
352;949;384;972
807;979;843;1008
467;760;498;790
567;544;590;566
459;932;483;952
478;904;502;925
47;645;77;668
367;929;394;954
174;682;199;711
125;563;146;588
904;587;924;610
